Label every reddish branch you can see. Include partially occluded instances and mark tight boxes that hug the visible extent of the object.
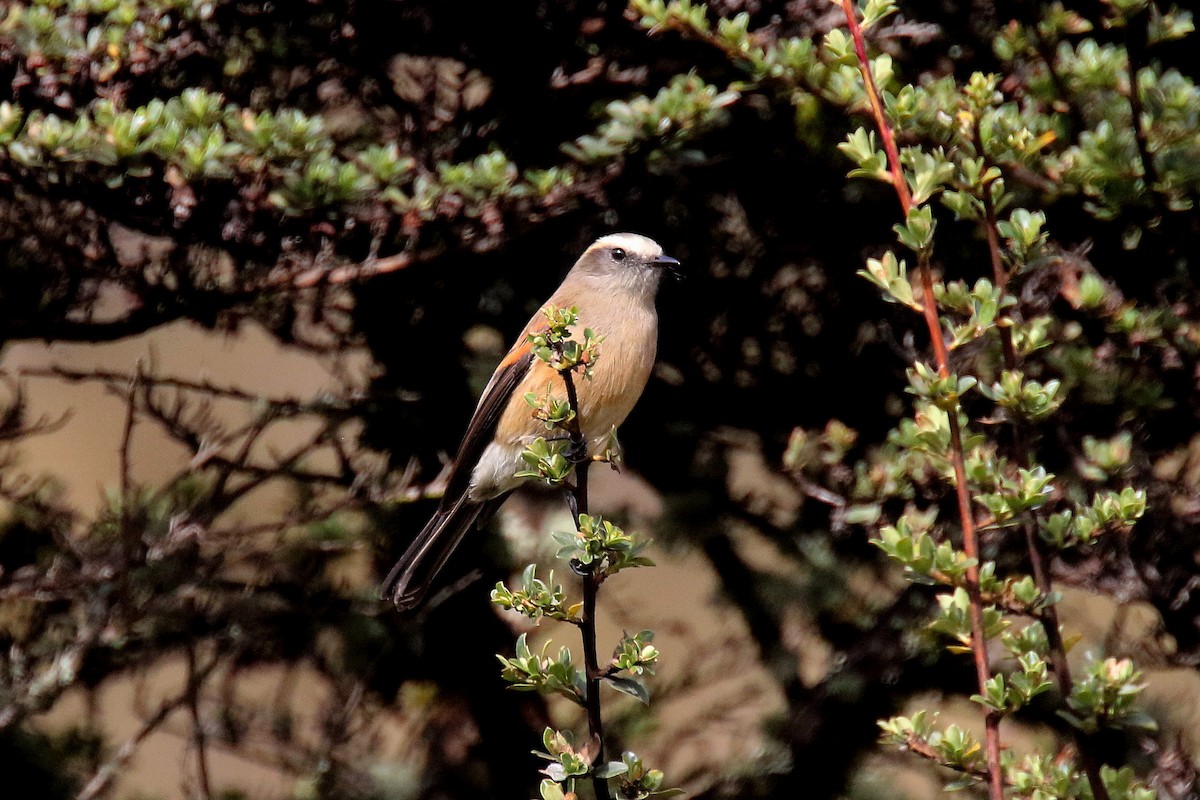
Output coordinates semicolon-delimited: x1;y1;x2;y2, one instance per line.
838;3;1003;799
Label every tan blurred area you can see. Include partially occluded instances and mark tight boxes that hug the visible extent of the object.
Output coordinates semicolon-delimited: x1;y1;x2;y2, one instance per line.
4;322;371;798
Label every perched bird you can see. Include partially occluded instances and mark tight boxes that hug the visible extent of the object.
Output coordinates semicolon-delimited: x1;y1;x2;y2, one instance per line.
381;233;679;611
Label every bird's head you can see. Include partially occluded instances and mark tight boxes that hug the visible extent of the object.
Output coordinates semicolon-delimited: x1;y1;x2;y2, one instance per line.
570;232;680;296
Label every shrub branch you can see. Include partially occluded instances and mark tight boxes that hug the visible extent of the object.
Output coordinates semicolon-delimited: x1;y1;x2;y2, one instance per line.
560;368;612;800
977;134;1111;800
839;3;1004;799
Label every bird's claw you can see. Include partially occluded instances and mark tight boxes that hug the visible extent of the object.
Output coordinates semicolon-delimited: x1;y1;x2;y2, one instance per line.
563;437;588;465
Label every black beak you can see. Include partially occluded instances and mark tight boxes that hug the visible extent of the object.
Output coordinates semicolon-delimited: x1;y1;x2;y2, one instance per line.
652;253;682;280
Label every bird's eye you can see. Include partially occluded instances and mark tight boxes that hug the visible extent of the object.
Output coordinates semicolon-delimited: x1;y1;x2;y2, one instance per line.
611;248;626;262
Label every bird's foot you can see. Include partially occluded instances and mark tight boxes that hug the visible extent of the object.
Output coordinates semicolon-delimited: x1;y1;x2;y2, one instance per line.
568;557;596;577
563;437;588;465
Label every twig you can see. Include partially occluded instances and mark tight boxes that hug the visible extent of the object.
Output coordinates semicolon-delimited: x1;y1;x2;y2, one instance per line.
838;3;1004;799
115;365;141;624
185;644;213;800
558;367;611;800
12;365;363;415
290;250;415;288
207;408;276;505
76;655;219;800
119;364;139;503
312;679;367;797
901;732;995;783
0;376;71;441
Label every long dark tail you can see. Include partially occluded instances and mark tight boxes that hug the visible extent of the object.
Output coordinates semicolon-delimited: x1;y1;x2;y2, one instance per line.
380;493;486;611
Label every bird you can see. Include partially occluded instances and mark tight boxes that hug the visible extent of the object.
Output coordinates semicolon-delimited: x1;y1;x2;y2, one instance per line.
381;233;679;611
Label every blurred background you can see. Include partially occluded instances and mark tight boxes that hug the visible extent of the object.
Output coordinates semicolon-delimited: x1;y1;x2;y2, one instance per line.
1;0;1199;798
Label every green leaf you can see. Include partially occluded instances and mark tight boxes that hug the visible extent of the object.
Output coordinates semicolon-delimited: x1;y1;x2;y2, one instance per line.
605;674;651;704
593;761;630;780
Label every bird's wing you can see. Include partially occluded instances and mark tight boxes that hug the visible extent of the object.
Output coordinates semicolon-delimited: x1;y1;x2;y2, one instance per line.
439;319;545;506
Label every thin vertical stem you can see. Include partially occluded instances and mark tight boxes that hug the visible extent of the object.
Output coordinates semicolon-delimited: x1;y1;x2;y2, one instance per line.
841;1;912;215
1122;12;1169;226
185;644;213;800
838;3;1004;798
559;368;611;800
980;181;1111;800
119;366;138;502
116;365;141;628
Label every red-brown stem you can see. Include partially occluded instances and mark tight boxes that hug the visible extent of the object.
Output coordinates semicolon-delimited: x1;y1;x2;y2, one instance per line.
841;0;912;215
839;4;1003;798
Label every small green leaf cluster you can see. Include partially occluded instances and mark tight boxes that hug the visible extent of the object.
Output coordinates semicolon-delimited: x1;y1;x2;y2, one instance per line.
856;250;921;311
928;587;1009;653
516;438;575;485
1005;753;1092;800
974;466;1054;525
1100;766;1161;800
551;514;655;577
630;0;712;38
610;630;658;676
490;565;578;624
604;631;659;705
527;305;604;379
887;403;981;469
608;751;684;800
436;149;518;202
979;371;1064;421
874;511;975;586
1038;487;1147;548
537;741;682;800
971;652;1054;713
525;386;576;431
905;362;977;411
1079;432;1134;481
935;279;1016;350
1062;657;1156;734
878;712;986;778
564;73;739;164
782;420;858;473
496;633;586;706
536;727;593;787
